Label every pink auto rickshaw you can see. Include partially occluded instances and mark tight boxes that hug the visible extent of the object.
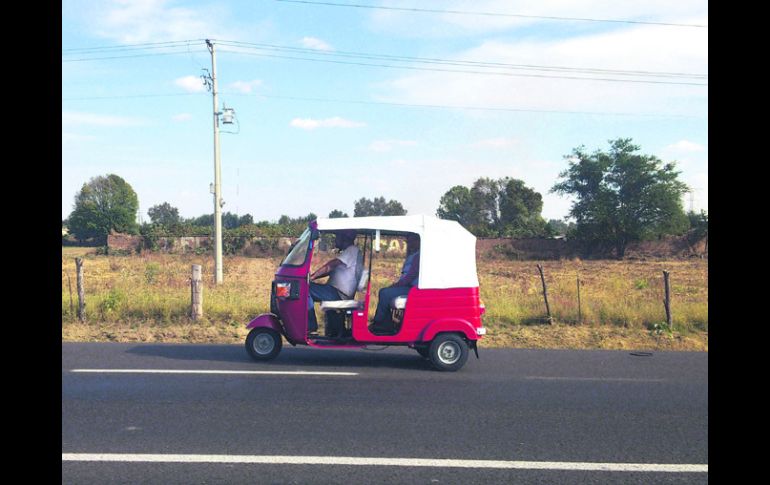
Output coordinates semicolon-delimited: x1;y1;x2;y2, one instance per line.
244;215;486;371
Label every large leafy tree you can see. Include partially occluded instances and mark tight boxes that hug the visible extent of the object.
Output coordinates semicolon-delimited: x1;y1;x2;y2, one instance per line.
437;177;548;237
147;202;181;227
68;174;139;242
353;196;407;216
551;138;689;258
497;177;548;237
436;185;479;229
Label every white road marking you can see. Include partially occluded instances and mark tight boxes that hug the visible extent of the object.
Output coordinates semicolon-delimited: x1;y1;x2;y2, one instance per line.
70;369;358;376
524;376;666;383
61;454;707;473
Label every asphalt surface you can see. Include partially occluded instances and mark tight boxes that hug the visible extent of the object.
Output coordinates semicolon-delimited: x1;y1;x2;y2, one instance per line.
62;342;708;484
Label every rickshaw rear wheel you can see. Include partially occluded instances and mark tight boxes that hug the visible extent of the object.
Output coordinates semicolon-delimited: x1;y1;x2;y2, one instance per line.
428;334;469;371
246;328;283;361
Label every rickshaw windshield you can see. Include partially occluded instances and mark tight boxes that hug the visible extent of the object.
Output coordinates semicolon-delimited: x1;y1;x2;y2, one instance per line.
281;228;312;266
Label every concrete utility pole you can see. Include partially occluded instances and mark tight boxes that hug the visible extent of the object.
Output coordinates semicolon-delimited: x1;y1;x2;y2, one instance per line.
206;39;224;284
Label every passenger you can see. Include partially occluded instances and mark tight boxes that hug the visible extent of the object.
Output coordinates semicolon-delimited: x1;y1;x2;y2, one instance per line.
371;233;420;331
307;230;360;334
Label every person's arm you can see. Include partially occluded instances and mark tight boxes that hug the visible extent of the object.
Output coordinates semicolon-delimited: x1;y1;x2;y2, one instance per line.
311;258;344;280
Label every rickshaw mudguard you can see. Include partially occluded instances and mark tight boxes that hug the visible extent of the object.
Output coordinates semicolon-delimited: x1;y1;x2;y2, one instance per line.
419;318;479;343
246;313;290;342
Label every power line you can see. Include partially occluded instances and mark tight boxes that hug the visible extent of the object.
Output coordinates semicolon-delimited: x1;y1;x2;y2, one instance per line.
62;93;205;101
217;40;706;80
217;47;707;86
272;0;707;28
62;38;707;84
62;51;196;62
62;89;703;119
62;39;203;53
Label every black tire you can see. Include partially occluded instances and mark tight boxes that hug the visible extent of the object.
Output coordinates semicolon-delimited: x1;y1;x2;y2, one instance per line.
415;346;430;359
428;334;469;371
245;328;282;361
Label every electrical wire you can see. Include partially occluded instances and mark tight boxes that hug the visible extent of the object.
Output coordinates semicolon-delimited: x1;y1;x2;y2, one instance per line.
63;38;706;85
62;90;702;119
217;47;707;86
62;39;203;53
216;39;706;80
271;0;708;28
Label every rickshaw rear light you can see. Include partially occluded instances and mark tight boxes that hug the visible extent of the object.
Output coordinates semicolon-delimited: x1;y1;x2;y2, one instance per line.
276;282;291;297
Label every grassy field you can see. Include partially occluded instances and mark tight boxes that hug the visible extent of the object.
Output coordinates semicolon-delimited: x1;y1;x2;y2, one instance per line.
61;249;707;351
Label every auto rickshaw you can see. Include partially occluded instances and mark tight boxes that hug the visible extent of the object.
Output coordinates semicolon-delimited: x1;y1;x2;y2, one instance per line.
244;215;486;371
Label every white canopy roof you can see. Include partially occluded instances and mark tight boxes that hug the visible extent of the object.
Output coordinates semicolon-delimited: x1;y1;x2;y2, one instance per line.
316;215;479;289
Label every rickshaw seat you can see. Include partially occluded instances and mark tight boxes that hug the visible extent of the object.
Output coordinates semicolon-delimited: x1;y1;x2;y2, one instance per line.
391;295;407;310
319;270;369;311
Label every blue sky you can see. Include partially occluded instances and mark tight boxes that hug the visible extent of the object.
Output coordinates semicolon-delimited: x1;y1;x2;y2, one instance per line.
62;0;708;223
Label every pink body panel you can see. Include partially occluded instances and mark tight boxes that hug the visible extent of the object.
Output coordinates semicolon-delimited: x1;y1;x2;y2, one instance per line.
246;313;283;333
352;286;483;344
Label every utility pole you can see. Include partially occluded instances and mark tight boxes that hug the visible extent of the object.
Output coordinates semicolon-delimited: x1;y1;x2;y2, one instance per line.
205;39;224;284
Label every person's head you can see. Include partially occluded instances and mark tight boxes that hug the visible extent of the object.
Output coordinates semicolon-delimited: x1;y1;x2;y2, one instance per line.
335;230;357;250
406;233;420;253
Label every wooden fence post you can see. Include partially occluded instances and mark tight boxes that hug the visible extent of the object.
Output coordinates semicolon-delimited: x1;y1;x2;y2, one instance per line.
536;264;553;324
576;275;582;324
75;258;85;322
64;271;74;317
663;270;672;328
191;264;203;320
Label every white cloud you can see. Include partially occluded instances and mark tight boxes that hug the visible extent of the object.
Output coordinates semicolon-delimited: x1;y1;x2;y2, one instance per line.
227;79;263;94
62;132;97;143
62;111;145;127
369;139;417;152
666;140;705;152
172;113;192;122
375;22;707;117
471;137;519;149
174;75;206;93
89;0;224;43
301;36;334;51
290;117;367;130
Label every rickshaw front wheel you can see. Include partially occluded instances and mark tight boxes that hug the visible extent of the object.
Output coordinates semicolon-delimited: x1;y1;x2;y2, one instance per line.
428;334;469;372
246;328;283;361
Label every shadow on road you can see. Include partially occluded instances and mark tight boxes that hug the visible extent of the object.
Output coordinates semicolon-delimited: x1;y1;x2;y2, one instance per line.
125;344;435;371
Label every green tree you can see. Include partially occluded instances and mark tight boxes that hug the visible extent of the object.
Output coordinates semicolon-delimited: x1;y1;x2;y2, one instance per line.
353;196;407;216
497;177;548;237
189;214;215;227
68;174;139;242
238;214;254;226
686;210;708;246
436;185;479;228
328;209;349;218
147;202;181;227
551;138;689;258
437;177;548;237
546;218;576;237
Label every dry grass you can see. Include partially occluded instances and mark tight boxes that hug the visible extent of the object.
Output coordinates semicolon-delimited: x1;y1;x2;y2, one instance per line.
61;250;708;351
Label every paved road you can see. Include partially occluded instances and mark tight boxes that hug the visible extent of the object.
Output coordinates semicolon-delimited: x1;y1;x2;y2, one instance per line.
62;342;708;484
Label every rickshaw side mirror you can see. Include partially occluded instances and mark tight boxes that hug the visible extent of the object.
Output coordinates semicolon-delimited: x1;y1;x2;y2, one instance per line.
374;229;380;252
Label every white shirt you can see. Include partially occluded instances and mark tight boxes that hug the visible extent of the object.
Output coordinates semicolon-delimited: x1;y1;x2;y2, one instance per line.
327;245;360;298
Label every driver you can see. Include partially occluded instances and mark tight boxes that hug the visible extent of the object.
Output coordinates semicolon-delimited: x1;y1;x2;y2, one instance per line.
307;230;360;334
